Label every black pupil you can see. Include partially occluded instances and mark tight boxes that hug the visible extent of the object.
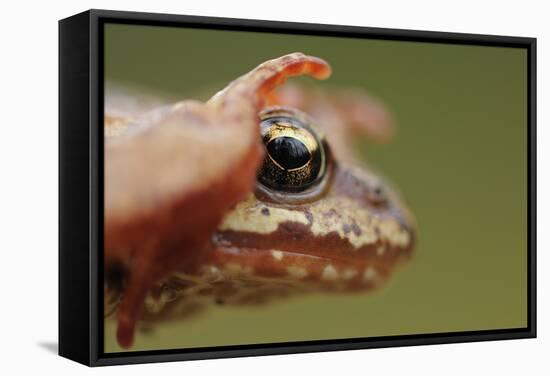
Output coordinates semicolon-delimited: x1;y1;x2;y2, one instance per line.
267;136;310;170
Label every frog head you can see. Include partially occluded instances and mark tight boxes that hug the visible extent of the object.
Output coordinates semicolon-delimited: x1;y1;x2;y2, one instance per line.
211;106;415;290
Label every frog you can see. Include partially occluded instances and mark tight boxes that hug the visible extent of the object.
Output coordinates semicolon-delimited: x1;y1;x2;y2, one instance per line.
104;53;415;349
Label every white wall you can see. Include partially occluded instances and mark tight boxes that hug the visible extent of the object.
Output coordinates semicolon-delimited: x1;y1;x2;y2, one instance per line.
2;0;546;374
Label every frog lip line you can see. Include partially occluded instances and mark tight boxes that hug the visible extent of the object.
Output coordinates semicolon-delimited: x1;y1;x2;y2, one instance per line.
204;244;395;286
212;221;414;265
210;240;410;267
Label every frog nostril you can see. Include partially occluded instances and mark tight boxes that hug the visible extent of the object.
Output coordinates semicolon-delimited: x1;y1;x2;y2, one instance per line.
367;185;387;206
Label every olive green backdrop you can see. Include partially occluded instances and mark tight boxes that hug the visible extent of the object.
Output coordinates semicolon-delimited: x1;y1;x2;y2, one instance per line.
104;23;527;353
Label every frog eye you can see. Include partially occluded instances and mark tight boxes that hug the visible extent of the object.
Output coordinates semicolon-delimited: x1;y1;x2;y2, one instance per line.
257;108;327;193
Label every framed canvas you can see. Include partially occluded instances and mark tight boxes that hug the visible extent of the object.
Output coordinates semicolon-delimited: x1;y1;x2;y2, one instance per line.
58;9;536;366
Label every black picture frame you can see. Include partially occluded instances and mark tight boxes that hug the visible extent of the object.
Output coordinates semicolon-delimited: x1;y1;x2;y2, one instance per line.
59;8;537;367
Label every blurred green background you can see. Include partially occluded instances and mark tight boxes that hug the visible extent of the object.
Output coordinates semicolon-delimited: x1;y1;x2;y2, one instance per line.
104;23;527;353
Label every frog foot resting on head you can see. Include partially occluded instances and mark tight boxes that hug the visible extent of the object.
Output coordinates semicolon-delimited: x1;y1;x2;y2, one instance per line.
104;53;415;348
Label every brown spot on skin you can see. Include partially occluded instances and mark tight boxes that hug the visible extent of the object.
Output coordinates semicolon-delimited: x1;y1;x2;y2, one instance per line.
350;221;362;236
322;208;338;218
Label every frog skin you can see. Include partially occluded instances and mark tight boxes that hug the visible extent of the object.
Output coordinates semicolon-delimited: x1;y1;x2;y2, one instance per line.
104;53;415;348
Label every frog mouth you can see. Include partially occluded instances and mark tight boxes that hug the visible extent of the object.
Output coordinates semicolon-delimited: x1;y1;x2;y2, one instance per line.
209;213;413;289
203;241;403;291
215;189;413;264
